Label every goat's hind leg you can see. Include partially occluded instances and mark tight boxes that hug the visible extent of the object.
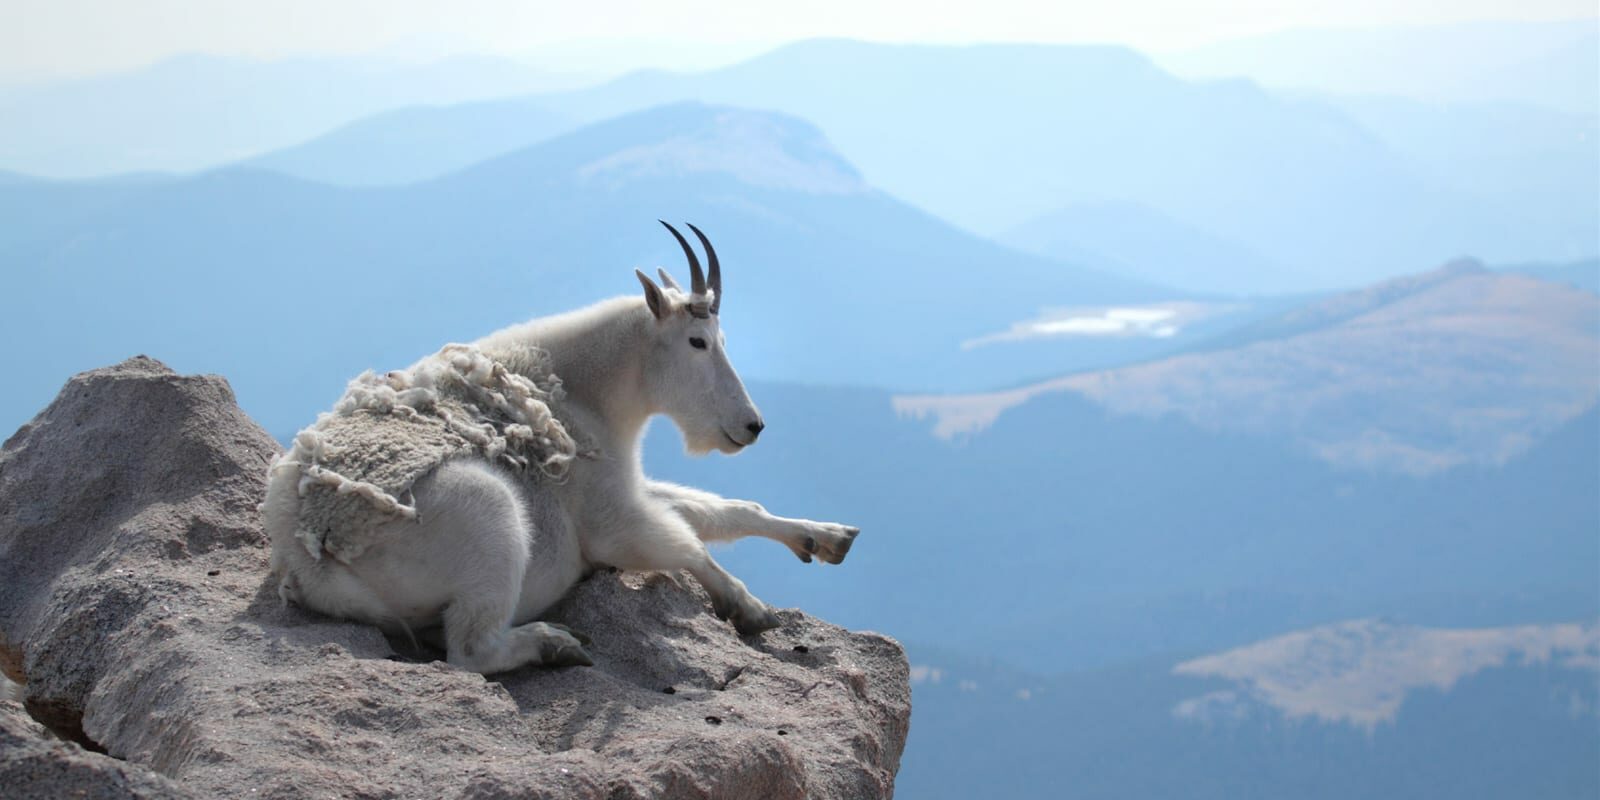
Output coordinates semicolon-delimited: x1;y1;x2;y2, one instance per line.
408;461;591;674
444;611;593;673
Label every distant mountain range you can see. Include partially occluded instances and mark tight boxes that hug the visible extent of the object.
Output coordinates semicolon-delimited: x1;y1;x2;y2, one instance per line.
0;53;575;178
4;37;1591;293
897;260;1600;474
999;201;1285;295
244;99;576;186
229;38;1596;292
1158;18;1599;113
1504;257;1600;293
896;619;1599;799
0;102;1177;439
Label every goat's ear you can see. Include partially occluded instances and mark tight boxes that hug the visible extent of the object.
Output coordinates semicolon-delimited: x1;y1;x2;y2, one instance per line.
635;269;667;320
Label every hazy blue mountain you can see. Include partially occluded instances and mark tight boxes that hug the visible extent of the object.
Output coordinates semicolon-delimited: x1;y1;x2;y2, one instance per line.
900;262;1600;474
0;53;576;178
237;39;1595;291
895;621;1599;799
1319;93;1599;251
0;102;1178;440
1157;18;1600;113
997;90;1600;294
0;170;177;250
538;39;1595;283
1503;257;1600;294
245;100;576;186
1469;26;1600;113
1000;201;1287;294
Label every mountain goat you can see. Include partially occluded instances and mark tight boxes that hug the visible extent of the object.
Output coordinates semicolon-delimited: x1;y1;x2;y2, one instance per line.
263;222;859;674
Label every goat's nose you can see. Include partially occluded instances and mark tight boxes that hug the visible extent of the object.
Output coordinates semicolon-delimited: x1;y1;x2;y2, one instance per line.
745;420;765;439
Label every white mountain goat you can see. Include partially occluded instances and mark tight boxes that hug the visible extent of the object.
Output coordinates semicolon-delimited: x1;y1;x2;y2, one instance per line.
263;222;859;673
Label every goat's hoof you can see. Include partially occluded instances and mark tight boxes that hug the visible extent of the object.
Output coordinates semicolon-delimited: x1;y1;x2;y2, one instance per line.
547;623;592;645
825;527;860;564
536;626;595;667
801;523;859;565
731;606;782;636
551;644;594;667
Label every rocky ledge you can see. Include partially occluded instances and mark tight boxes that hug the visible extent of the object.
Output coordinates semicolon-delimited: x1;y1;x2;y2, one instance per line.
0;357;910;799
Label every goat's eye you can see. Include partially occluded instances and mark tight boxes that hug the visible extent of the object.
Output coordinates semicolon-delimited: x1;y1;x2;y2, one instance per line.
688;337;708;350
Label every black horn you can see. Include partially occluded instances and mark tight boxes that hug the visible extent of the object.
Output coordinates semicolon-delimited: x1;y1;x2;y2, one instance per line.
686;223;721;314
659;220;705;297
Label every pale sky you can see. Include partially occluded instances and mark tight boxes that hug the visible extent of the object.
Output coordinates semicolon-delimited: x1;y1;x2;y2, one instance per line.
3;0;1596;82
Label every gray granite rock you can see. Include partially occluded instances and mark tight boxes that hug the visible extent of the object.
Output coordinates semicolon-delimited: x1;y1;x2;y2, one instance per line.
0;357;910;799
1;699;196;799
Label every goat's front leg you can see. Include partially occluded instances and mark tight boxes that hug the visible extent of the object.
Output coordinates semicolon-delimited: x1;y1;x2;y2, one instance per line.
584;501;781;635
646;480;860;565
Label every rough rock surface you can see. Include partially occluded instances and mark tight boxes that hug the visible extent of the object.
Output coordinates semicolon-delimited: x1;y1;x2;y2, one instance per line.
0;357;911;798
1;700;194;799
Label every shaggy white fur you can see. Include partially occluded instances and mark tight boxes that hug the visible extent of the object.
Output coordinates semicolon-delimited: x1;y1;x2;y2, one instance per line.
272;343;580;565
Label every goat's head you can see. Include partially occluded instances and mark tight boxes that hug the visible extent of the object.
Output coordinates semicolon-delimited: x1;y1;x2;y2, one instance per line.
634;221;763;455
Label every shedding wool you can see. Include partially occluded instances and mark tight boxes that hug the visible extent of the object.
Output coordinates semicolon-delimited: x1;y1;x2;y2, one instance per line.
271;343;582;564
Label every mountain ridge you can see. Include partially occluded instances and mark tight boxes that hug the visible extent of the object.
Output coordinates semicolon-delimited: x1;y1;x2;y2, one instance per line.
0;52;580;178
229;37;1594;290
895;262;1600;473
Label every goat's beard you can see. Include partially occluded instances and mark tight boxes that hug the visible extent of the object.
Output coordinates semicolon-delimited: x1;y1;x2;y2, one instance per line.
681;429;743;457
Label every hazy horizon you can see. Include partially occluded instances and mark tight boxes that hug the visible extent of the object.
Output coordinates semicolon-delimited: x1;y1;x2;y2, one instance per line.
3;0;1595;85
